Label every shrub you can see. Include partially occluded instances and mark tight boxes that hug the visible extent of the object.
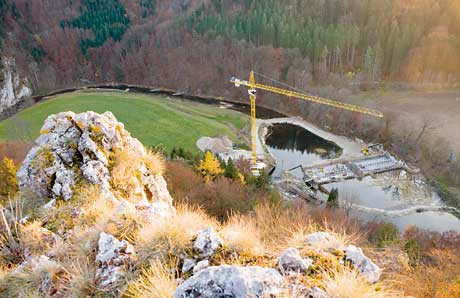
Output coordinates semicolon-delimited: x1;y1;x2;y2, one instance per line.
195;151;224;182
404;238;422;267
395;248;460;297
327;188;339;209
0;157;19;198
166;161;272;221
368;222;400;248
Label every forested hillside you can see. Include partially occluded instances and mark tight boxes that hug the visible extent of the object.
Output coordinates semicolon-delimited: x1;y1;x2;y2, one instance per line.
1;0;459;95
183;0;460;82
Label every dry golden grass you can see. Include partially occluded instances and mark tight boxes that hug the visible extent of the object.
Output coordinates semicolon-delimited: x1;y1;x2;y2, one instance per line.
125;260;177;298
221;214;264;256
143;148;165;176
105;208;147;242
251;202;314;249
111;147;164;201
135;205;217;265
63;259;100;298
0;255;66;297
19;220;61;257
66;225;104;264
111;148;143;198
322;269;403;298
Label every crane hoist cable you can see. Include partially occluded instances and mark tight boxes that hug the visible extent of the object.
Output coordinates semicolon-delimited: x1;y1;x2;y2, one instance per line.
230;71;384;176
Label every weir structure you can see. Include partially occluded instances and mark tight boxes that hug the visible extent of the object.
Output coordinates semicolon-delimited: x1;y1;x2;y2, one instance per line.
292;153;404;190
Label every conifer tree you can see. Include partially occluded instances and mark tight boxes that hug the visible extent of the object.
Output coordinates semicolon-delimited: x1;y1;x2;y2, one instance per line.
196;151;224;182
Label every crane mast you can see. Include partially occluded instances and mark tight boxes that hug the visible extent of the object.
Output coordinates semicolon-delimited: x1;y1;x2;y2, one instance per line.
230;71;384;176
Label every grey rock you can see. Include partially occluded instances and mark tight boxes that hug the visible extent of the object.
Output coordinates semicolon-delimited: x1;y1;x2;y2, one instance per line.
193;260;210;275
305;232;341;250
0;57;32;113
345;245;382;283
194;226;223;257
17;111;176;218
289;285;331;298
174;265;285;298
52;168;76;201
182;258;196;274
96;232;135;289
278;248;312;273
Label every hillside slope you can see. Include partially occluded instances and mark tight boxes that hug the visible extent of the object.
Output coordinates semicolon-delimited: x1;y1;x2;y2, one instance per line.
0;0;459;98
0;91;248;152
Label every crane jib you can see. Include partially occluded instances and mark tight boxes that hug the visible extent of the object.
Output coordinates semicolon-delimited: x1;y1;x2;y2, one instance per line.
230;77;384;118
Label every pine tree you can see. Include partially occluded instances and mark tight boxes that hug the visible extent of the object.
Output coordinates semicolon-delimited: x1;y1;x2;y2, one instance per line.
327;187;339;208
364;46;375;80
224;158;239;180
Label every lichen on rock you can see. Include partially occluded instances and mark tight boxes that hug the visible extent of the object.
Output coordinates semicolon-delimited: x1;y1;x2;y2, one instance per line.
345;245;382;283
17;111;175;216
193;226;223;257
174;265;285;298
96;232;136;289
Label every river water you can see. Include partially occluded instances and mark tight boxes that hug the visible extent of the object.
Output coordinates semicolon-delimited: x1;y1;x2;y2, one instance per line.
265;122;460;232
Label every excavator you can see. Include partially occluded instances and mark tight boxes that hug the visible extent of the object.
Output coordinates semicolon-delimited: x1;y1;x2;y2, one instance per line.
230;71;384;176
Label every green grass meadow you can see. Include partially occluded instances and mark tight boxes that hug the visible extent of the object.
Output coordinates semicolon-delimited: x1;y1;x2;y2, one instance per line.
0;91;248;152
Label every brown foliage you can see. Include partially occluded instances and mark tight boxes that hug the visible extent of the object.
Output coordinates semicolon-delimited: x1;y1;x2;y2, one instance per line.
395;248;460;298
0;141;33;164
165;161;271;221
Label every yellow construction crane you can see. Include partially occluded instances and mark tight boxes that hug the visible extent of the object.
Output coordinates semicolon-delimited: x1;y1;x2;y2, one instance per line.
230;71;384;176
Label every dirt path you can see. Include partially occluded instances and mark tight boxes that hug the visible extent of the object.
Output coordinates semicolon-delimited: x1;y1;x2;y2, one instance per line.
363;90;460;150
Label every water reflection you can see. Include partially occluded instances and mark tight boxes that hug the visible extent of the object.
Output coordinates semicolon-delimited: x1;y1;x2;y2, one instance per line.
266;123;342;177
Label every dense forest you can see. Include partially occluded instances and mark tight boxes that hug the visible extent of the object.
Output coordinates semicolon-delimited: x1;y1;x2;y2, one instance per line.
183;0;460;82
1;0;459;92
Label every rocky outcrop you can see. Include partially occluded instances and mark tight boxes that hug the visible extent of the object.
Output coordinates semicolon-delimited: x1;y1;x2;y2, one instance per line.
193;226;223;257
182;258;196;274
278;248;312;273
345;245;382;283
96;232;136;289
0;57;32;113
17;111;175;216
174;265;285;298
192;260;209;275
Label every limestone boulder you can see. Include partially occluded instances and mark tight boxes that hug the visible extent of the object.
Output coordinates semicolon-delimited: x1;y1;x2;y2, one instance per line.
96;232;135;289
17;111;175;217
0;57;32;113
192;260;209;275
278;248;313;273
194;226;223;257
345;245;382;283
174;265;285;298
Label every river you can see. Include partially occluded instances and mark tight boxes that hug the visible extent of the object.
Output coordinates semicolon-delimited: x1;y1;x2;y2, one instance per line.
265;121;460;232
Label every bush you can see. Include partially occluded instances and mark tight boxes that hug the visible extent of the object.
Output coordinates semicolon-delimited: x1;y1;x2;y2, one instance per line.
404;238;422;267
368;222;400;248
166;161;272;221
327;188;339;208
0;157;19;198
